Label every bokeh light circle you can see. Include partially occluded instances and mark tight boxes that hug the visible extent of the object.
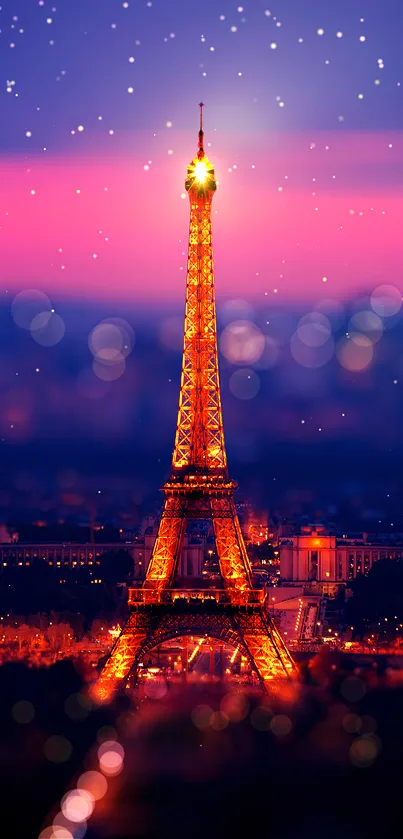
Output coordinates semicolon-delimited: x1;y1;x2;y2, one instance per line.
336;334;373;372
220;691;249;722
98;750;124;776
210;710;229;730
97;726;118;744
349;735;379;767
348;310;383;344
12;699;35;723
44;735;73;763
92;355;126;381
340;676;367;702
290;331;334;368
98;740;124;776
270;714;292;737
89;323;124;362
31;311;66;346
98;739;124;758
89;319;134;363
191;704;214;730
77;770;108;801
314;298;345;329
142;675;168;699
53;811;87;839
220;320;265;365
370;284;402;318
219;298;254;324
296;312;332;348
61;789;95;823
254;335;279;369
11;289;52;329
229;368;260;399
342;713;362;734
64;692;92;721
104;317;135;357
250;705;272;731
39;828;74;839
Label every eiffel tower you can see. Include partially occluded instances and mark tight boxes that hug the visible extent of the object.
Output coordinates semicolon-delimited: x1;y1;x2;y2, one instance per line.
93;105;296;702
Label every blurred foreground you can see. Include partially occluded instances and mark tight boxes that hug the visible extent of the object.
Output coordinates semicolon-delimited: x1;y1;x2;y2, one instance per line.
2;650;403;839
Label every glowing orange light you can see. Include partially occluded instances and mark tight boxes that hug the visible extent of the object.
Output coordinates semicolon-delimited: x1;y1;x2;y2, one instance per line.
194;160;208;182
98;739;124;776
77;770;108;801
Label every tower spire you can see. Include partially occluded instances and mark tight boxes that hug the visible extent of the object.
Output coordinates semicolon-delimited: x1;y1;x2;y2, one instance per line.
198;101;204;159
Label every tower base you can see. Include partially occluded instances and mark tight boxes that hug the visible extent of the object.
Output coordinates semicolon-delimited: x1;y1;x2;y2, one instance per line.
92;589;297;703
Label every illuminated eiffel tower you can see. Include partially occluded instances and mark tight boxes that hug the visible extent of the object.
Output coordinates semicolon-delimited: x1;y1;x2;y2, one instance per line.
93;105;296;701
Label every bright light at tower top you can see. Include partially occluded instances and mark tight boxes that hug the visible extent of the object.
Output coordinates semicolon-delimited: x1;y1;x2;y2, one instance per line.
185;102;217;196
194;160;208;183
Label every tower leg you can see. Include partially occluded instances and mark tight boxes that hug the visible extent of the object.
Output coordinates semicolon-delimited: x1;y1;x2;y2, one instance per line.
90;612;153;703
211;496;252;590
235;611;296;688
144;497;186;590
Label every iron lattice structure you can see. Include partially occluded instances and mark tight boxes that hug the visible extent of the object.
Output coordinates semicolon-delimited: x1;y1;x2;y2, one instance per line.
93;106;296;702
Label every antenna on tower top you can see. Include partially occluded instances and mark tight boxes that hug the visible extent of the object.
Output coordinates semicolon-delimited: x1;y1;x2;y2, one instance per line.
198;101;205;159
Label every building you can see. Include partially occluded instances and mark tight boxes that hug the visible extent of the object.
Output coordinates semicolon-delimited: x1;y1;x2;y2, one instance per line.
0;534;204;581
0;525;17;543
0;542;128;571
266;586;324;643
280;525;403;594
243;510;271;546
236;503;278;546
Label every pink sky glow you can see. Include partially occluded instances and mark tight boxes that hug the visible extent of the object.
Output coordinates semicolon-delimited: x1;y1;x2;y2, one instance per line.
1;131;402;305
